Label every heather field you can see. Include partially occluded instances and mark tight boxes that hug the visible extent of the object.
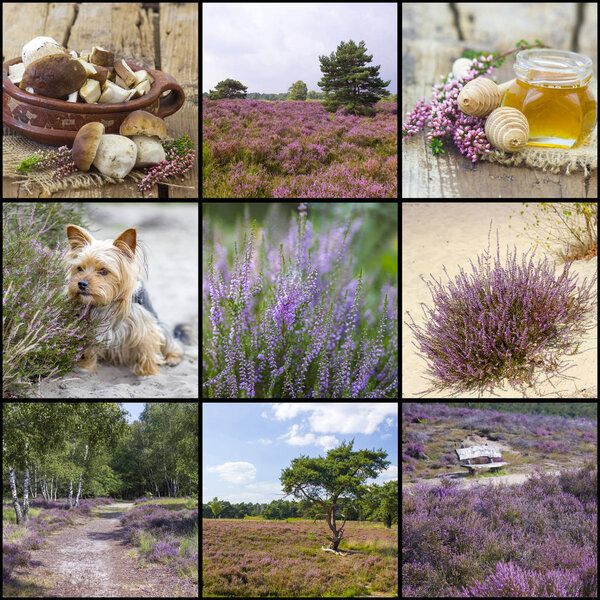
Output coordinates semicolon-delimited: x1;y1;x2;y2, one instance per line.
202;518;398;597
202;99;398;198
402;403;598;597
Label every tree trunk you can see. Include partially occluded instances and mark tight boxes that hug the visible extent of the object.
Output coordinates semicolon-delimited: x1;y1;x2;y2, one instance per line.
326;503;347;551
8;466;24;524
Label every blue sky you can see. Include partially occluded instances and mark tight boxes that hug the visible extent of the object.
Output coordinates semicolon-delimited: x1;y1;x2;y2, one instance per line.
203;2;398;95
202;403;397;504
120;403;146;423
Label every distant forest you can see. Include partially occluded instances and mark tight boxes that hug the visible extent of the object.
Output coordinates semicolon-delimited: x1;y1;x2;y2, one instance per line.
428;402;596;420
203;484;398;525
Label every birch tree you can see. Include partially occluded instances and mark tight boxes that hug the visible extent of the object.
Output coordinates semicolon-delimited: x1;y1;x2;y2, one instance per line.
2;403;77;523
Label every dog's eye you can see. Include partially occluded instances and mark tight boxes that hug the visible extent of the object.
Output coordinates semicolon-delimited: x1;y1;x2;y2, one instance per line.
99;269;109;275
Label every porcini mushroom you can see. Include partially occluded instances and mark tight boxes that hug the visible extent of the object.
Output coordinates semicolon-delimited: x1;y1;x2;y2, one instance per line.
21;54;87;99
120;110;167;167
92;135;137;178
22;36;67;68
72;122;105;171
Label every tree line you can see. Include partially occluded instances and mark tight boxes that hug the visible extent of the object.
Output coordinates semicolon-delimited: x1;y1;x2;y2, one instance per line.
3;402;198;524
203;480;397;524
204;39;394;116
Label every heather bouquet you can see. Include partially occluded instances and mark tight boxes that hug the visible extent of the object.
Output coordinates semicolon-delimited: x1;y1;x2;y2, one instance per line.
406;223;597;396
203;204;398;398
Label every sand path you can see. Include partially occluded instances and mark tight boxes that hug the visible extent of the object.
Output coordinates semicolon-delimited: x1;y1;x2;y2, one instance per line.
13;502;197;597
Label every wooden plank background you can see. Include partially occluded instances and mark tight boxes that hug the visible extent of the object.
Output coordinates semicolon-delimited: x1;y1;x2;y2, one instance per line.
3;2;198;198
402;2;597;198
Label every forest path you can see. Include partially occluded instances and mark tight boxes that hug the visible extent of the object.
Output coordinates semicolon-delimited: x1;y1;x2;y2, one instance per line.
13;502;197;597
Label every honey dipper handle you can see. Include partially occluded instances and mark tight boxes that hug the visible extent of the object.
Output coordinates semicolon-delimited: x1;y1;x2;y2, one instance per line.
497;79;516;95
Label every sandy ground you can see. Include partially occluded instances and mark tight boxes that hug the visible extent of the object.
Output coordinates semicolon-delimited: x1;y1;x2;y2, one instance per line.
403;469;563;492
38;203;198;399
9;501;198;597
402;202;597;398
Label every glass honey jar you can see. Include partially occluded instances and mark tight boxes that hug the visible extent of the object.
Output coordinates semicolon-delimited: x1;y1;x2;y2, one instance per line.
501;49;596;148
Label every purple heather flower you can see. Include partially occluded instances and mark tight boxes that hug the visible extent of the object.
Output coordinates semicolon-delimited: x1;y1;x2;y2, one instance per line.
203;209;398;398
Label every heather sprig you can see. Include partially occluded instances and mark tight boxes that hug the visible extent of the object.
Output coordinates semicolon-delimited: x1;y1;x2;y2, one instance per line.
138;135;195;192
203;205;398;399
405;222;597;396
17;146;77;178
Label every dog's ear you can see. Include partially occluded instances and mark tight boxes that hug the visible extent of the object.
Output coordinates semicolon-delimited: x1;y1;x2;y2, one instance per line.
113;228;137;257
66;225;94;250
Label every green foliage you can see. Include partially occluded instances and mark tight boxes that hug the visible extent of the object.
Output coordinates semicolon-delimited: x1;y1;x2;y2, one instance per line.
281;439;390;504
318;40;391;115
208;78;248;99
288;80;308;101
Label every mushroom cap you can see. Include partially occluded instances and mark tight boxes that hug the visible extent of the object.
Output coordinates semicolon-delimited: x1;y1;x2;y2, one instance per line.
119;110;167;139
22;54;87;98
72;122;105;171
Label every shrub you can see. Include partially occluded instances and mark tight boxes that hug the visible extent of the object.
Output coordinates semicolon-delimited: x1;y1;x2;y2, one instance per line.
203;204;398;398
406;224;597;395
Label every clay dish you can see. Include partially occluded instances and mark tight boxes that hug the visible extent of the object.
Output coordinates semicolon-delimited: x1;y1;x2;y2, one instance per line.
3;57;185;146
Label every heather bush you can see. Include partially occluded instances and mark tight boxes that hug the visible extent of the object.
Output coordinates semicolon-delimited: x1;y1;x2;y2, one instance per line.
402;466;598;598
203;204;398;398
406;224;597;395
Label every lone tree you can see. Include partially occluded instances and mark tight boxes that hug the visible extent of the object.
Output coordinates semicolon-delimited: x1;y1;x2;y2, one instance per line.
280;439;390;554
288;80;308;101
318;40;390;116
208;78;248;99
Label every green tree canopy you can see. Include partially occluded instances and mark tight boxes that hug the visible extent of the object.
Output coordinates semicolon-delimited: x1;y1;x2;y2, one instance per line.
318;40;390;116
288;80;308;101
208;78;248;99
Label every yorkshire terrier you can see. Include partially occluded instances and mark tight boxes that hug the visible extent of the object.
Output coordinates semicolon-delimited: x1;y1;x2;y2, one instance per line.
66;224;187;376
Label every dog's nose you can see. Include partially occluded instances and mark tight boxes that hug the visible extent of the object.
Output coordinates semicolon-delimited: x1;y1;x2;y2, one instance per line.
78;280;89;291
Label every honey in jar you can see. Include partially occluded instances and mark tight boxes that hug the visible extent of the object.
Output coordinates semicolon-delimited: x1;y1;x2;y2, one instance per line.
501;49;596;148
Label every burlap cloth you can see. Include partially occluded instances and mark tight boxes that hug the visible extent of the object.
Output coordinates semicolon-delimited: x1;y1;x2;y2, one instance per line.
2;136;193;196
481;125;597;175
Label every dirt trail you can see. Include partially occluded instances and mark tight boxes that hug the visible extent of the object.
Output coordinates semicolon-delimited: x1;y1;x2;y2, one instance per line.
13;502;197;598
404;469;565;492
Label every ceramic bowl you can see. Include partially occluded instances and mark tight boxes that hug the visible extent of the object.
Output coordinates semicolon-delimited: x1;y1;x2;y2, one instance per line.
2;57;185;146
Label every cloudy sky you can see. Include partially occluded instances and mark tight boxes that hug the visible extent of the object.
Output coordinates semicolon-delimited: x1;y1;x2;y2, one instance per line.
202;2;397;95
203;403;398;504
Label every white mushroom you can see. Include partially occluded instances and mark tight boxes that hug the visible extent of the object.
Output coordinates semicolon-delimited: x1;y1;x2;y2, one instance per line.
129;135;166;167
92;135;137;178
22;36;67;67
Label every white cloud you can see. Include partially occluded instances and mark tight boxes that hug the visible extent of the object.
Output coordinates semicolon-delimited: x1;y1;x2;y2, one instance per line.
378;465;398;481
278;424;339;450
207;461;257;483
272;403;397;435
271;403;317;420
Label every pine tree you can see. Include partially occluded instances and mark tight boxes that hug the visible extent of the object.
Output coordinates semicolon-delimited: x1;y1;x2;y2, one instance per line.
318;40;390;116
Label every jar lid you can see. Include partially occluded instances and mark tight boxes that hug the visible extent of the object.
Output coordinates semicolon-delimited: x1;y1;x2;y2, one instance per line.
514;49;593;87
